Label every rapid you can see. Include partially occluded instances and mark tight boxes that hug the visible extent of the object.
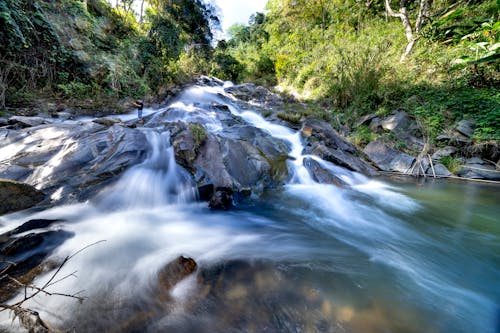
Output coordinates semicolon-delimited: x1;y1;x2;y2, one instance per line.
1;81;499;333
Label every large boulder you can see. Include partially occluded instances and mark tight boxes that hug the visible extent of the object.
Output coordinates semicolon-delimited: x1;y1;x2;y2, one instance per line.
457;157;500;180
0;179;45;215
0;122;149;203
364;140;415;173
170;122;291;200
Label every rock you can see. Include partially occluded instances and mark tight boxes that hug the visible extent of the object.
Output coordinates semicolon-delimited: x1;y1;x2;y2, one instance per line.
0;229;74;303
432;146;458;160
0;179;45;215
0;122;149;203
8;116;49;129
302;117;356;153
0;165;32;181
303;158;348;187
92;117;122;126
307;143;379;176
225;83;283;107
380;111;410;133
158;256;197;292
1;219;63;238
430;163;453;177
356;114;378;127
457;158;500;180
454;119;475;138
363;140;415;173
0;117;8;127
208;188;233;210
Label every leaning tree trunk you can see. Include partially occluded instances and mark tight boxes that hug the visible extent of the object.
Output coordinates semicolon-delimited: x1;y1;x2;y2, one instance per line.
384;0;432;62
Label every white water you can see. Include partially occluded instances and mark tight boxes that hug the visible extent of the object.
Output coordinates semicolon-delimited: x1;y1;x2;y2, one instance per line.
1;83;498;333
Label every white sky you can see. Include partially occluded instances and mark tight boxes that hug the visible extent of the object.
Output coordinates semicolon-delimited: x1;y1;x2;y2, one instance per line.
213;0;268;33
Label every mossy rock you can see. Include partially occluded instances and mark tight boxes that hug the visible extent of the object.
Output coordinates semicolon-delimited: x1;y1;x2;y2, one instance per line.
0;179;45;215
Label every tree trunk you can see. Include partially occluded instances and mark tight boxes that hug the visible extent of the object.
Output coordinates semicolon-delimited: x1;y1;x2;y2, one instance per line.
140;0;145;26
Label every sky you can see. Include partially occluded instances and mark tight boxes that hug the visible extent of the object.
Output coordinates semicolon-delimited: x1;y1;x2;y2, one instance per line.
213;0;268;34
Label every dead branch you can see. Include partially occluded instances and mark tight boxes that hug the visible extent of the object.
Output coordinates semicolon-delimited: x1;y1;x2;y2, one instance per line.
0;240;106;332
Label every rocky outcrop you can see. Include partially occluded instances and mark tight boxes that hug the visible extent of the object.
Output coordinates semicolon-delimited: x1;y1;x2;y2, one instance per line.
0;122;149;204
225;83;283;107
0;179;45;215
302;117;379;176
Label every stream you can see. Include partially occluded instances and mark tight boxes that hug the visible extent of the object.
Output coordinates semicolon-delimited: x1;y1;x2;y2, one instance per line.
0;83;499;333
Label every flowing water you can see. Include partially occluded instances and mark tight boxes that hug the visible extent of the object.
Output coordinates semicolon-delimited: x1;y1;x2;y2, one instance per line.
1;83;499;333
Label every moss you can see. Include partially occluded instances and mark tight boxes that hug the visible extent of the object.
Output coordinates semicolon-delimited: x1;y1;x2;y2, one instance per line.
188;122;207;152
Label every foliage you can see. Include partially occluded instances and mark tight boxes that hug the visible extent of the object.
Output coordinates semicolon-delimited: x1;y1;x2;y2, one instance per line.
440;155;462;174
189;122;207;151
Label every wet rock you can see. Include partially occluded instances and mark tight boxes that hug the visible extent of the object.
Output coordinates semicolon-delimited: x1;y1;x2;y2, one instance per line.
432;146;458;160
0;165;32;181
8;116;49;129
225;83;283;107
302;117;356;153
208;188;233;210
92;117;123;127
307;143;379;176
1;219;63;238
0;117;8;127
303;157;348;187
0;179;45;215
158;256;198;292
364;140;415;173
0;122;149;203
0;230;74;303
454;119;476;138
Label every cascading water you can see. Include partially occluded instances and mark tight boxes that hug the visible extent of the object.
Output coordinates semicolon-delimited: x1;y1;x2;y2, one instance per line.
0;81;499;333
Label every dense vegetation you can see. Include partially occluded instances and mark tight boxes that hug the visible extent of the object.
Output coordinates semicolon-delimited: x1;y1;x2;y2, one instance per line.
0;0;498;143
0;0;220;112
223;0;500;142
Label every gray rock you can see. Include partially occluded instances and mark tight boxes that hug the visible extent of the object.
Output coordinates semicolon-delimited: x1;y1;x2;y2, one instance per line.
356;114;378;127
455;119;476;138
225;83;283;107
92;117;123;126
302;117;356;153
381;111;410;133
303;157;347;187
432;146;458;160
430;163;453;177
0;118;8;127
308;143;379;176
0;165;32;181
364;140;415;173
0;179;45;215
8;116;50;128
457;162;500;180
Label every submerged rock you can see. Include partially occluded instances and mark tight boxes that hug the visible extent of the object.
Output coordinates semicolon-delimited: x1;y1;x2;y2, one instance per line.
208;188;233;210
0;179;45;215
158;256;198;292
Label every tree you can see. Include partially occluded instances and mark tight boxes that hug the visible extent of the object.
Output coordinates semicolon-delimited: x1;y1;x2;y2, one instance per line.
384;0;433;61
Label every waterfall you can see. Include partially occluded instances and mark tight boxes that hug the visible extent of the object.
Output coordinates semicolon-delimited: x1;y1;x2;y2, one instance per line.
96;130;196;209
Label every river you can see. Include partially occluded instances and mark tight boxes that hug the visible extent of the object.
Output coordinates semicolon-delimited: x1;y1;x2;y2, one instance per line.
0;82;499;333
